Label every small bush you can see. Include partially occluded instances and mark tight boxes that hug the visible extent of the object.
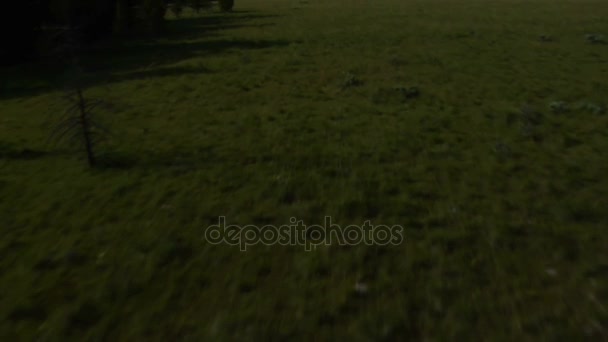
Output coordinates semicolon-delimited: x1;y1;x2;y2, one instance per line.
585;34;606;45
549;101;569;114
575;102;606;115
371;86;419;104
341;72;363;89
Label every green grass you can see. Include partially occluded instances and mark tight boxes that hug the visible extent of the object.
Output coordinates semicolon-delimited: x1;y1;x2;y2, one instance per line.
1;0;608;339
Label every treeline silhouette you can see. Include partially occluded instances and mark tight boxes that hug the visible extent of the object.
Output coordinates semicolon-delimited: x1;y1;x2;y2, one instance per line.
1;0;182;65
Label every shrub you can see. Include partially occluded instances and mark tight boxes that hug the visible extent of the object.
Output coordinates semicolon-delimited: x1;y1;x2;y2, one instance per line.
340;72;363;89
549;101;569;114
585;34;606;45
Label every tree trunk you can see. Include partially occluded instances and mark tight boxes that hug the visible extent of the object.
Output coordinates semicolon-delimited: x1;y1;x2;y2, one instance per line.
114;0;130;33
77;88;96;167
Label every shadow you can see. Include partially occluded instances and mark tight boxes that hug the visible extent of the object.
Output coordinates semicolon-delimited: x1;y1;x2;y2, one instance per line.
82;38;290;75
0;145;215;172
166;12;280;35
163;21;276;41
0;143;58;170
94;149;217;172
68;37;291;88
104;64;213;84
0;63;58;99
0;148;48;160
0;11;287;100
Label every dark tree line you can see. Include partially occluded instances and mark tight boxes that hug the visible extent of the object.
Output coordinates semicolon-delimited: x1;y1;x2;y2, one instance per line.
1;0;167;65
0;0;237;66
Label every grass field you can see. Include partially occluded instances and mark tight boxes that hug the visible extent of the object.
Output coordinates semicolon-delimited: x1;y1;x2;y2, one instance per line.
1;0;608;339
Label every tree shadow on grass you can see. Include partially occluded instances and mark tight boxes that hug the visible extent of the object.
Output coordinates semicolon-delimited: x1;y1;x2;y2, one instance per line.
0;141;61;170
104;64;213;84
92;149;224;172
0;11;287;100
164;12;279;40
75;37;290;86
83;37;290;74
0;145;221;172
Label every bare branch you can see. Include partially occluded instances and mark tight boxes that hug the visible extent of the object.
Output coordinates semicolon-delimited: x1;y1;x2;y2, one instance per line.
47;120;81;146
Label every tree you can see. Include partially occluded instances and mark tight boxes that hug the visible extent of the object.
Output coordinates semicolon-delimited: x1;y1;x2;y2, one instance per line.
188;0;202;14
113;0;132;34
1;1;43;65
219;0;234;12
141;0;167;34
1;0;168;65
48;28;113;168
170;0;184;18
188;0;212;14
46;0;117;40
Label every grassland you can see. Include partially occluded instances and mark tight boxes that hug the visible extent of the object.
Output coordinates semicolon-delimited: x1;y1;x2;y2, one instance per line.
1;0;608;339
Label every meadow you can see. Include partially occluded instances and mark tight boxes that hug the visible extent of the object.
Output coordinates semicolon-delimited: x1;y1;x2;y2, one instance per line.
1;0;607;339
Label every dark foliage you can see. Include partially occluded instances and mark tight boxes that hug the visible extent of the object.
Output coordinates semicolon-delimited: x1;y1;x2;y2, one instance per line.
219;0;234;12
0;0;167;66
1;1;43;65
